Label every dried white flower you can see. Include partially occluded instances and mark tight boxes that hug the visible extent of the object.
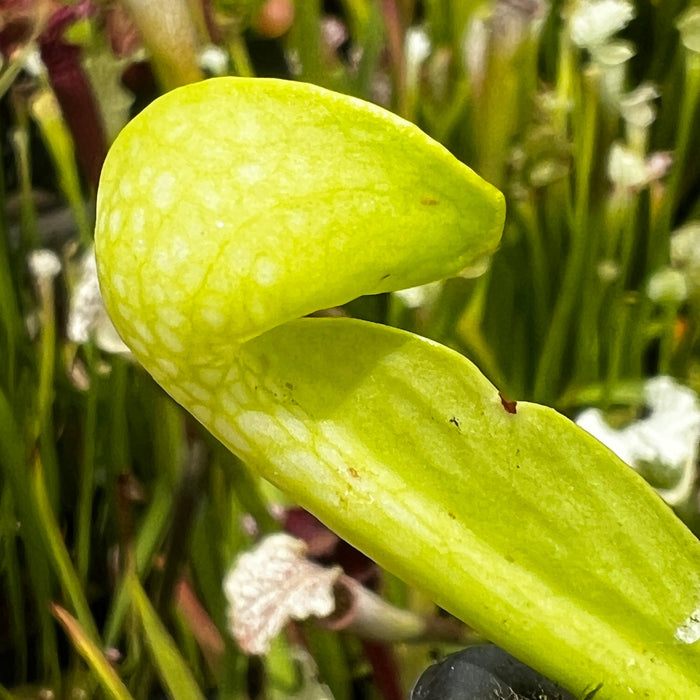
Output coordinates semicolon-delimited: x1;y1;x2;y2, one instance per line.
569;0;635;50
28;249;61;281
223;534;341;655
576;377;700;505
67;247;130;354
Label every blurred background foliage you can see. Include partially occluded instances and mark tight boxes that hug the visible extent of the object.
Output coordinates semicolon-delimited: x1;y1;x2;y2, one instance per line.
0;0;699;697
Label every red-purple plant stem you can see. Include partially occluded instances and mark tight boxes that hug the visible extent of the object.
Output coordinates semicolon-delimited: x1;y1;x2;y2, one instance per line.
39;2;107;191
362;639;404;700
381;0;407;117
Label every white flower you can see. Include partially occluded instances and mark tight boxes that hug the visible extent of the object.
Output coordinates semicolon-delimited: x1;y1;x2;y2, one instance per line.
597;259;620;284
618;82;659;129
644;150;673;182
198;44;229;76
569;0;635;50
592;40;635;66
607;142;671;190
223;534;341;655
23;46;46;78
607;142;648;189
646;267;688;304
405;26;431;69
394;281;442;309
321;16;348;53
671;221;700;292
405;26;431;105
576;377;700;506
67;248;130;354
677;7;700;54
28;249;61;281
462;13;490;87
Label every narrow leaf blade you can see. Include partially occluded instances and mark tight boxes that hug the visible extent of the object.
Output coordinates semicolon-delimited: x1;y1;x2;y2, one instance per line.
127;574;207;700
52;604;134;700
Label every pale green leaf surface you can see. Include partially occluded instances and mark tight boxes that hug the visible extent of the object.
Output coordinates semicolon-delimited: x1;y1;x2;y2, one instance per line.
238;319;700;698
95;77;700;698
95;77;503;359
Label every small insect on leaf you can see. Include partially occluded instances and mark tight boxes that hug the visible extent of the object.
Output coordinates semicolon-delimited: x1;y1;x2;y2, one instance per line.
498;392;517;414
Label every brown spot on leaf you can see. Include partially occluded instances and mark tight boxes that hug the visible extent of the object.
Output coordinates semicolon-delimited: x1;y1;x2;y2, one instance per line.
499;392;517;414
348;467;359;478
421;196;439;206
449;416;461;429
448;511;456;520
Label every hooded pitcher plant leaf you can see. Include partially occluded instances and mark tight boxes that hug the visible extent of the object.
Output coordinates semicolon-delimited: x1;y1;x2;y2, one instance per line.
95;77;700;698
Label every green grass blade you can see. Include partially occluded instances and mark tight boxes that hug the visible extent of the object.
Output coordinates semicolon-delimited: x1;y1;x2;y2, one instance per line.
52;604;135;700
126;573;207;700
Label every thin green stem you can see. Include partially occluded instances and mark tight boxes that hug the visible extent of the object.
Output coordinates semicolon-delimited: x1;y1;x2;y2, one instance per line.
228;33;255;78
0;124;22;398
10;122;39;251
76;345;99;584
120;0;204;90
514;198;550;343
0;389;60;680
288;0;323;85
381;0;407;116
155;438;208;617
657;305;678;375
0;490;28;682
52;604;135;700
30;450;102;645
30;87;93;246
103;480;173;647
652;53;700;265
534;72;598;402
104;394;184;646
603;296;632;404
108;358;130;474
35;275;59;512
